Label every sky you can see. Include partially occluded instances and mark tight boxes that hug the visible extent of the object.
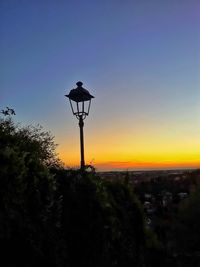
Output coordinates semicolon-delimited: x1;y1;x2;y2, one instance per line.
1;0;200;171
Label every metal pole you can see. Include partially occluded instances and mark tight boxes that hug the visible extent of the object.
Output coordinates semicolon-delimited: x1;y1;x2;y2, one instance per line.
79;115;85;171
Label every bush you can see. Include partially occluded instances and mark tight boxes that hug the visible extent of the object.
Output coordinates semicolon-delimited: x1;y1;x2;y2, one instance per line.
172;189;200;267
56;169;146;267
0;116;146;267
0;117;62;266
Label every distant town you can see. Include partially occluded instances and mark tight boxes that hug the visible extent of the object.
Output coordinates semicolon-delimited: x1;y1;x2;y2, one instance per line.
99;168;200;253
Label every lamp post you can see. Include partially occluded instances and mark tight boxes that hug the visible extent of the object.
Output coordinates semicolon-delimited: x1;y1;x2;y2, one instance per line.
65;81;94;171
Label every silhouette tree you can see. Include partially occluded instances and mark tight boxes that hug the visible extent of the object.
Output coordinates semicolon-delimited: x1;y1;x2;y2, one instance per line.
0;116;62;266
1;107;16;116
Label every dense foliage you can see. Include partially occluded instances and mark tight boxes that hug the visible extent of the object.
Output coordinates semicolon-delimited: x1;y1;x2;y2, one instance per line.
55;169;145;267
172;189;200;266
0;117;62;266
0;116;146;266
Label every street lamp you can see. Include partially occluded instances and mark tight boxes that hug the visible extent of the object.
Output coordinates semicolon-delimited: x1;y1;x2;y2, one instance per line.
65;81;94;171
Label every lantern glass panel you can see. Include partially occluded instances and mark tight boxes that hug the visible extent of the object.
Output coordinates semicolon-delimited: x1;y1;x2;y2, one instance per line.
84;99;91;115
69;99;91;116
69;99;76;115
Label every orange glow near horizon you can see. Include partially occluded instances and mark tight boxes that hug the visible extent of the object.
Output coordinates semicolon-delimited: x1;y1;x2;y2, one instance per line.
93;160;200;171
57;122;200;171
58;146;200;171
59;156;200;171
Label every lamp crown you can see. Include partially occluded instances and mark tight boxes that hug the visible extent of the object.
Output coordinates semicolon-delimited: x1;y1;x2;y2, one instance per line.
76;81;83;87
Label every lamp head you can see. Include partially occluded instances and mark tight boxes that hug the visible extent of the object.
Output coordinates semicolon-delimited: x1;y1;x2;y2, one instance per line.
65;81;94;118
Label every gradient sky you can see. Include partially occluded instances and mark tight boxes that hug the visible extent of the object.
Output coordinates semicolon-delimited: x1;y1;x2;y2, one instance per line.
1;0;200;171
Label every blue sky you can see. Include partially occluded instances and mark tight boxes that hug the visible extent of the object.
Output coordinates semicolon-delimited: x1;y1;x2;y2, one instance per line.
1;0;200;170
